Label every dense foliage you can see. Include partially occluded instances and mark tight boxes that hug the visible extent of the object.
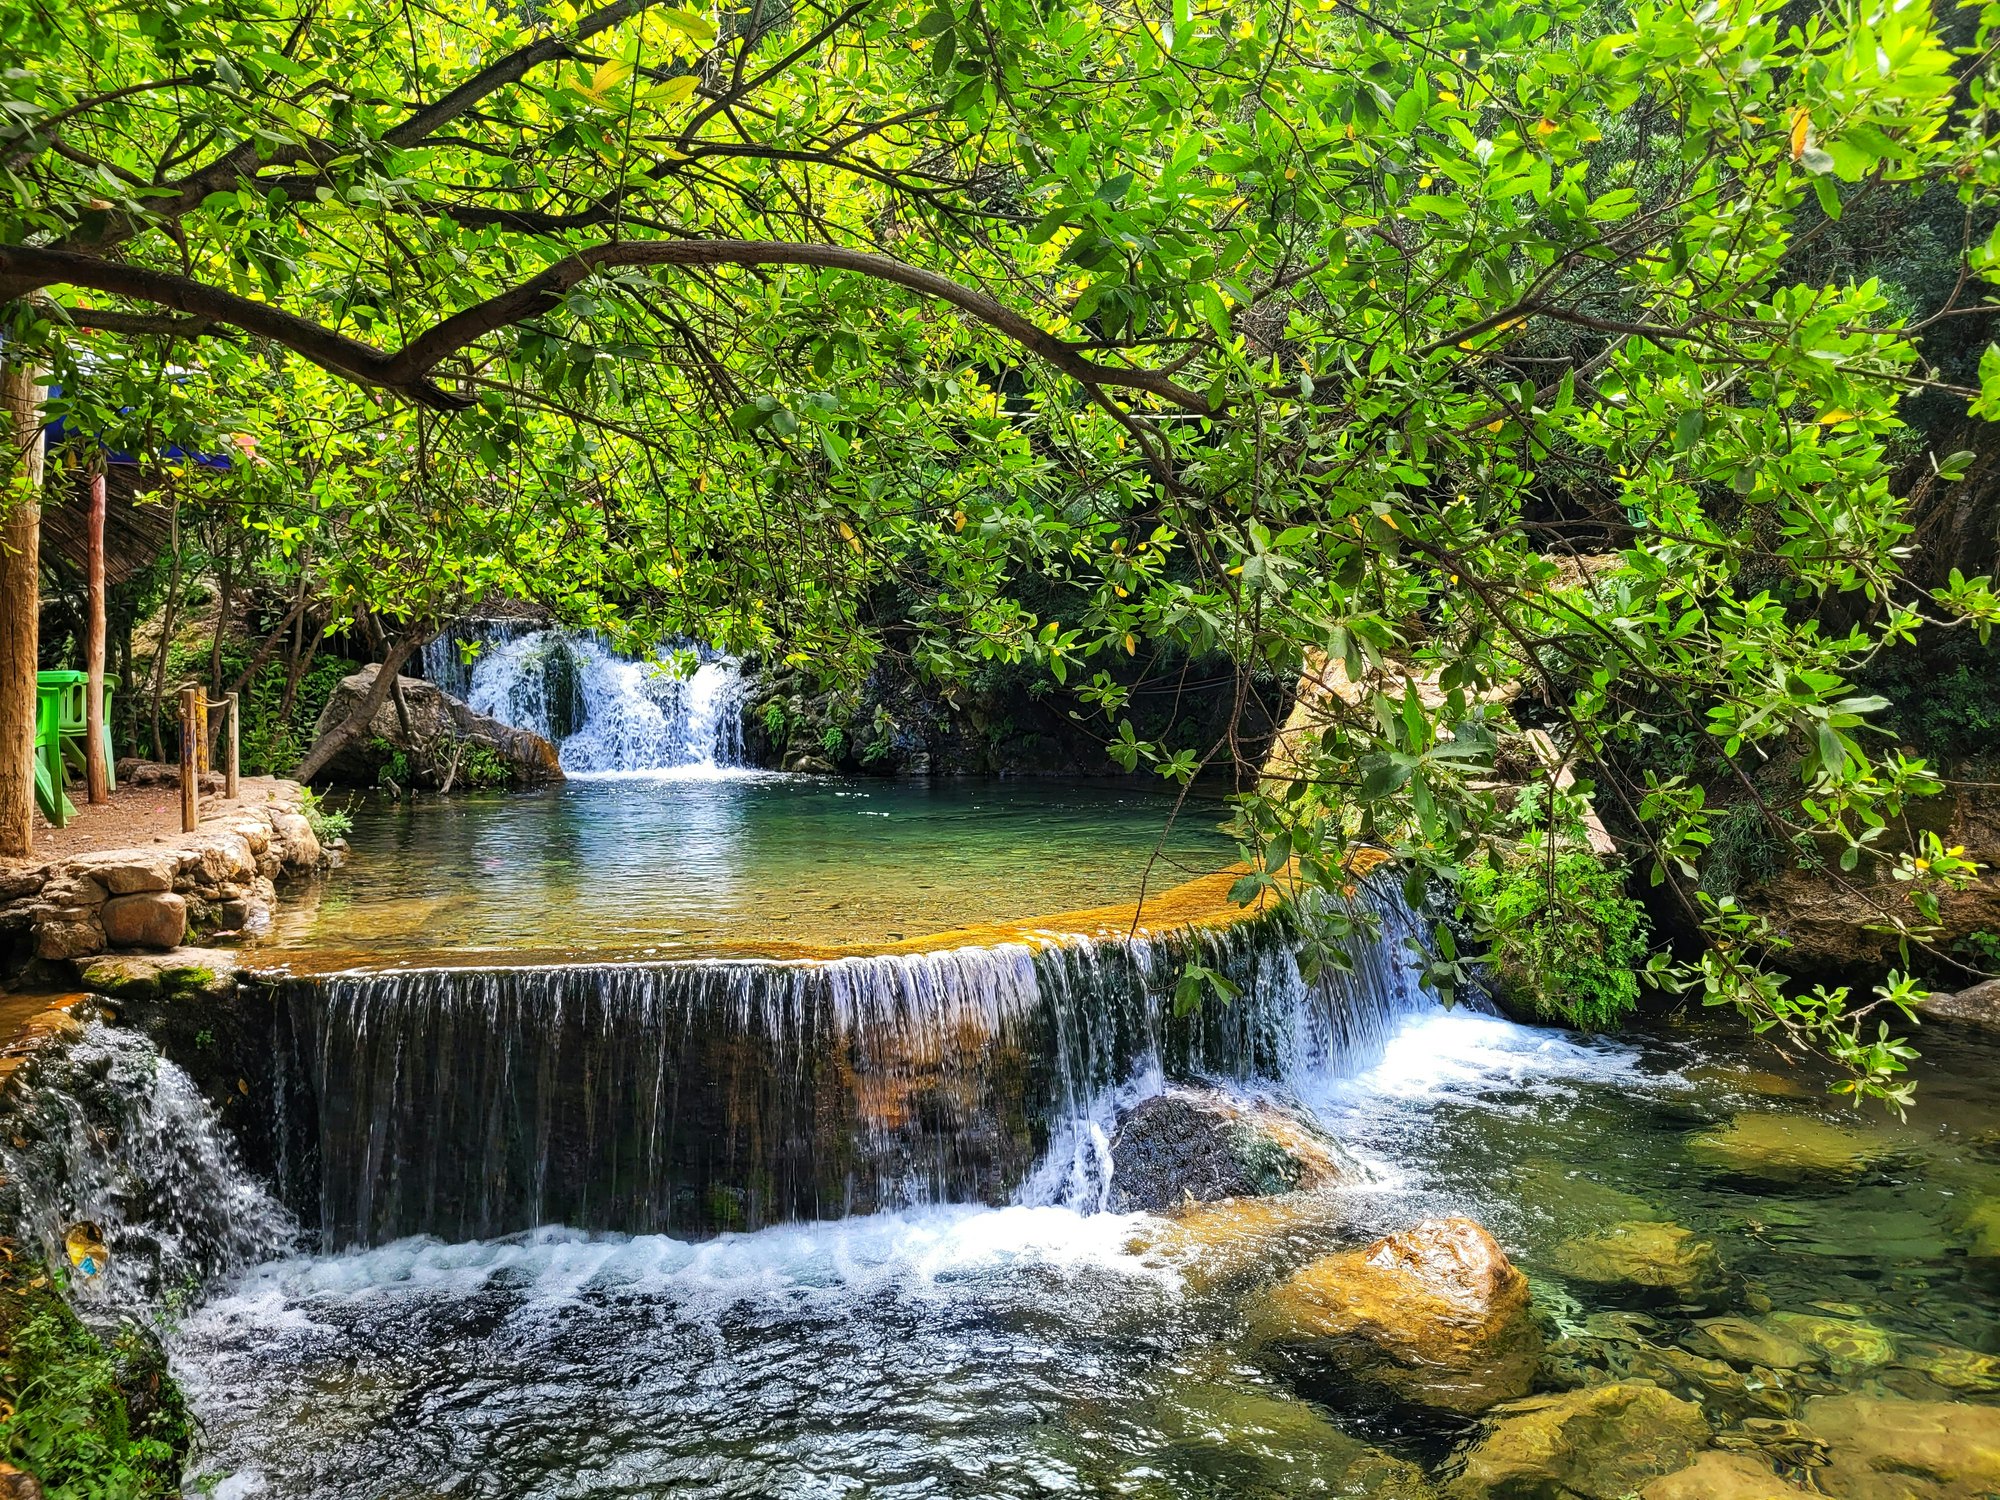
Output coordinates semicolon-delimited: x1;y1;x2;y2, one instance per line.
9;0;2000;1101
0;1268;189;1498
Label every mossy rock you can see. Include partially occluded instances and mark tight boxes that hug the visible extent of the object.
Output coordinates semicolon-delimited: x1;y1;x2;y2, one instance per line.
1686;1112;1892;1185
1954;1196;2000;1260
1448;1383;1709;1499
1549;1221;1729;1305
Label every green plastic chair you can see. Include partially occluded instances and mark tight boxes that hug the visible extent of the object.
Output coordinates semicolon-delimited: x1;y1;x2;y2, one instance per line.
39;669;116;797
33;677;72;828
32;671;117;828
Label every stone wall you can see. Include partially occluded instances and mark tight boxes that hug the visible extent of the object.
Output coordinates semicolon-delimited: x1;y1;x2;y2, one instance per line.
0;779;326;966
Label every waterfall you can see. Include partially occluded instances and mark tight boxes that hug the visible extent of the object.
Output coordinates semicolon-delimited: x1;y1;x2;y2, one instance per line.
424;621;746;774
0;1022;294;1310
262;888;1440;1250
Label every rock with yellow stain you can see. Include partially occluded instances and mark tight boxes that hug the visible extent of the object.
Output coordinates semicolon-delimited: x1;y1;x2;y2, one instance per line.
1638;1451;1810;1500
1250;1217;1542;1414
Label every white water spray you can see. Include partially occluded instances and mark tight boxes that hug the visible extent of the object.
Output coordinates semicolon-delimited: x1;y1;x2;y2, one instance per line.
431;623;747;775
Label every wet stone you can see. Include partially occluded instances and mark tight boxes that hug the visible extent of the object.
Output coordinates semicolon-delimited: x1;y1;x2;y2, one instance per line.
1252;1217;1542;1415
1549;1220;1729;1305
1107;1086;1359;1211
1687;1112;1892;1186
1447;1382;1709;1500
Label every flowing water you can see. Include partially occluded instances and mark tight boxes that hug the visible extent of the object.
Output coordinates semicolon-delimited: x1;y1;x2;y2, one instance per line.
7;775;2000;1497
261;777;1233;961
157;1013;2000;1498
425;623;746;774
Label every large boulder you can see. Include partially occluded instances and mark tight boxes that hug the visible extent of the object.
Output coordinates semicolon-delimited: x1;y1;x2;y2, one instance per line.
100;891;187;950
1802;1395;2000;1499
1448;1383;1708;1499
1549;1220;1729;1305
1108;1087;1357;1211
306;666;563;788
1252;1217;1542;1414
1687;1112;1891;1186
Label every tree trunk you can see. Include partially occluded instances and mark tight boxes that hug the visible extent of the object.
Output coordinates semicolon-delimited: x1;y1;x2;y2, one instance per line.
292;637;420;784
149;493;183;760
0;361;45;858
84;466;108;803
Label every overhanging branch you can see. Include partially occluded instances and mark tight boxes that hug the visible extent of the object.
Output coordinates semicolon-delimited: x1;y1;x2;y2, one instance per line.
2;238;1211;416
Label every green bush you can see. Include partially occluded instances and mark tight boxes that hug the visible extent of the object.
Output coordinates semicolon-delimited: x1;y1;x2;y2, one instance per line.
299;786;352;843
1461;850;1652;1030
459;745;511;790
0;1269;190;1498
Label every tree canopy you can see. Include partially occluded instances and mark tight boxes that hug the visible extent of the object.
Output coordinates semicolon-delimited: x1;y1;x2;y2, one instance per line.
9;0;2000;1102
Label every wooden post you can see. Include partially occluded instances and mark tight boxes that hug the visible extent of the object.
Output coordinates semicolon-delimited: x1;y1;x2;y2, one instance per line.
224;692;239;799
193;689;209;775
179;685;198;831
0;362;45;858
84;466;108;804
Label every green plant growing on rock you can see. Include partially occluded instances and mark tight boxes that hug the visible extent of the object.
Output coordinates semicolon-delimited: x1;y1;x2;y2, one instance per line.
299;787;352;844
1463;849;1652;1030
0;1267;192;1498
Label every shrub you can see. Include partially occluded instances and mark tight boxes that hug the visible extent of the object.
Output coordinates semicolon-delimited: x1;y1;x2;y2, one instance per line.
460;745;511;790
299;786;352;843
0;1268;191;1498
1461;850;1652;1030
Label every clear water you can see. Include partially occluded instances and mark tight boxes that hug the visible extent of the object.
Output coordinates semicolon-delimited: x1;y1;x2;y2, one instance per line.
168;1010;2000;1498
264;777;1231;963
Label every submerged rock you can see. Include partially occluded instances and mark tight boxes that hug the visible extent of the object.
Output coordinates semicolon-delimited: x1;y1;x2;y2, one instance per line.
1638;1451;1809;1499
1683;1316;1818;1373
1954;1197;2000;1260
1687;1112;1891;1185
1762;1312;1897;1376
1108;1087;1358;1212
1252;1217;1541;1414
1802;1395;2000;1499
1550;1221;1728;1304
1448;1383;1708;1499
1123;1371;1439;1497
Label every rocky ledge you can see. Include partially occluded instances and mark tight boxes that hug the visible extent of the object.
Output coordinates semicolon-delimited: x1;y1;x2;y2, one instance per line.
307;667;562;788
0;779;326;965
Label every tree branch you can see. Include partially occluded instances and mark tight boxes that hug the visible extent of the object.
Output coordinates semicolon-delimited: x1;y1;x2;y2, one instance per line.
3;237;1211;414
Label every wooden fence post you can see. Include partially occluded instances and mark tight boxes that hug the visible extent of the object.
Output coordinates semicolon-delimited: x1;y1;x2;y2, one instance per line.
179;685;198;832
225;692;239;799
193;689;209;776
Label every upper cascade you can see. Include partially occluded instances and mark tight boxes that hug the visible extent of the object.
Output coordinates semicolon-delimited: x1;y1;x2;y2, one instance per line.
424;623;746;775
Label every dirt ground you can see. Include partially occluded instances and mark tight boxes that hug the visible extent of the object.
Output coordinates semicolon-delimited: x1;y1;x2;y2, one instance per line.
7;780;279;867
